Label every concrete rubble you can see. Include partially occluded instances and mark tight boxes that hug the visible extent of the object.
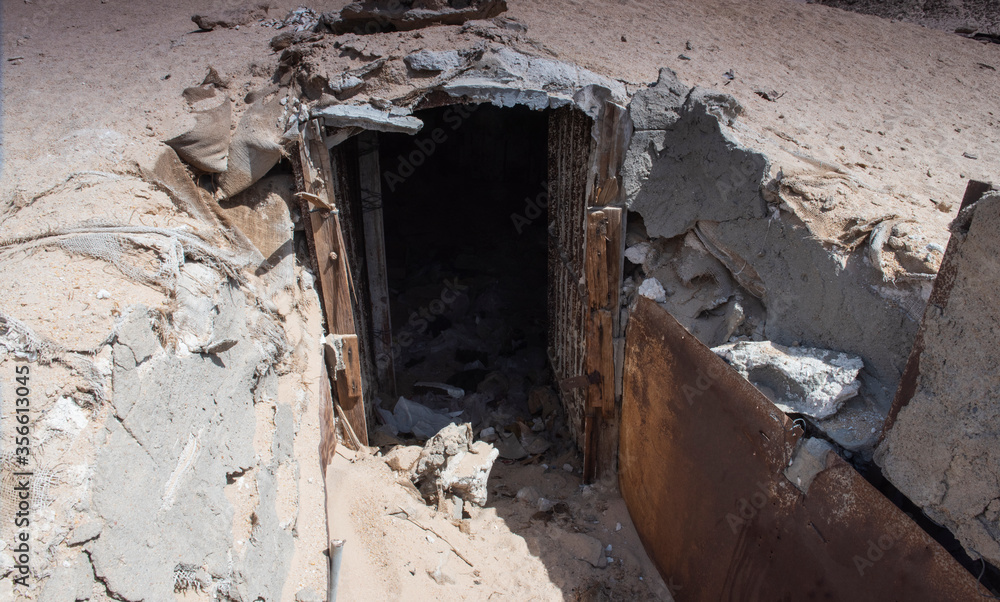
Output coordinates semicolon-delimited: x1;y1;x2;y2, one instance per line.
712;340;864;420
877;192;1000;567
320;0;509;34
410;423;499;509
3;0;997;596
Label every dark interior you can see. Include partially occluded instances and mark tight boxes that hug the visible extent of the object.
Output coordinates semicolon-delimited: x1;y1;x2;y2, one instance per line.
376;103;555;441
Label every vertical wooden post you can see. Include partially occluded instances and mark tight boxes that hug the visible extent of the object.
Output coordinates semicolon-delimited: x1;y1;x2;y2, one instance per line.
298;120;369;446
357;131;396;398
583;206;622;482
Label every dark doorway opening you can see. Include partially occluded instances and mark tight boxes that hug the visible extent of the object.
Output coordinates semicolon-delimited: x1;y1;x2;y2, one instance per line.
375;103;554;441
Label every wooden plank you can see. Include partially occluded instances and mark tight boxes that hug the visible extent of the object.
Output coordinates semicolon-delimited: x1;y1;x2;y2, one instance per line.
318;360;338;472
356;131;396;398
299;120;369;446
583;208;619;481
336;334;362;399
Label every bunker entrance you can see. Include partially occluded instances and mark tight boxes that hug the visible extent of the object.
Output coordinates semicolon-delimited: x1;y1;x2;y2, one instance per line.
371;104;560;442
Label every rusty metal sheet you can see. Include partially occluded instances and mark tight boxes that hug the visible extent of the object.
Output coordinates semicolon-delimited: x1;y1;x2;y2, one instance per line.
620;297;982;600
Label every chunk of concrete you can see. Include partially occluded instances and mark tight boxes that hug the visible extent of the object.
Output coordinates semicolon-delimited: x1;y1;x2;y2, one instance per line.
784;437;836;494
876;192;1000;567
405;49;463;72
412;423;499;507
312;104;424;134
624;70;768;240
384;445;422;473
628;67;690;131
637;277;667;304
323;0;507;34
713;340;863;419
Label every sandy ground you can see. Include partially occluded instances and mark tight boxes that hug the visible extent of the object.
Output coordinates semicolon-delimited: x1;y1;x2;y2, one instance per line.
2;0;998;600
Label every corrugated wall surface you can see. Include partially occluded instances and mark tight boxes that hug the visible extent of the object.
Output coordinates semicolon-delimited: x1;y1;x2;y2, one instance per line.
547;106;594;444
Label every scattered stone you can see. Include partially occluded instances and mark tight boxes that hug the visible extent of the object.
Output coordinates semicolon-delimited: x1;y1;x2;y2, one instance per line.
754;88;783;101
562;463;574;472
96;289;111;299
527;386;559;416
784;437;836;494
479;426;497;442
384;445;422;473
311;104;423;134
537;497;555;512
624;242;653;266
192;3;272;31
517;486;541;505
405;49;464;72
495;432;528;460
713;340;864;419
637;277;667;303
322;0;508;34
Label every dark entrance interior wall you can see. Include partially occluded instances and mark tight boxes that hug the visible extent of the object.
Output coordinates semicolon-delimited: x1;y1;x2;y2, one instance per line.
376;103;555;437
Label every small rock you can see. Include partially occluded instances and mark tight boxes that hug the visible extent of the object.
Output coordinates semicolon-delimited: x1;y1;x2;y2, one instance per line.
427;562;456;585
615;522;622;531
96;289;111;299
495;432;528;460
624;242;652;266
637;277;667;303
517;486;541;505
538;497;555;512
562;463;574;472
384;445;422;473
479;426;497;442
404;49;463;72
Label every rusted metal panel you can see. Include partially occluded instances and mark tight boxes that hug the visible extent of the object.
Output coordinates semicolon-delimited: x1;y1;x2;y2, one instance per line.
548;105;593;444
881;179;995;437
620;297;983;600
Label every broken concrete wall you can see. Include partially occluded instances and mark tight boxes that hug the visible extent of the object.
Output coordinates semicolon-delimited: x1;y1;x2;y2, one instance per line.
877;192;1000;567
0;136;329;600
621;68;927;454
